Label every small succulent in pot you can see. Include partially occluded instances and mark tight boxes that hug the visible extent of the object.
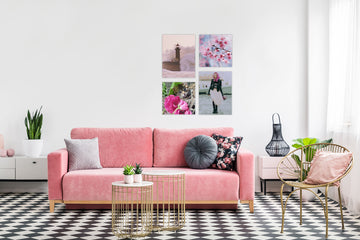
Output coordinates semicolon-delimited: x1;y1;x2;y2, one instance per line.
123;165;134;184
134;163;143;183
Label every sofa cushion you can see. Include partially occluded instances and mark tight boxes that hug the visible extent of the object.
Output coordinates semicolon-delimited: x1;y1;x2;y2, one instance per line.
71;128;153;168
153;127;234;167
64;138;102;171
62;167;239;202
62;168;124;201
184;135;218;169
211;134;243;171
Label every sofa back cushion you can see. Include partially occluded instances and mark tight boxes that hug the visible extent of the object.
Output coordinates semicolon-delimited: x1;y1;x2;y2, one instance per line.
71;128;153;168
153;127;234;167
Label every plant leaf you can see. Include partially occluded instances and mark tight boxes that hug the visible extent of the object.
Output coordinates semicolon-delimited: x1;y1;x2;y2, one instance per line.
169;82;182;96
292;143;302;149
302;138;312;145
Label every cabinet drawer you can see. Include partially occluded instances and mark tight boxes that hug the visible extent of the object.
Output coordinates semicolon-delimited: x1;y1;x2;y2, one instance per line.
16;157;47;180
0;157;15;168
0;169;15;179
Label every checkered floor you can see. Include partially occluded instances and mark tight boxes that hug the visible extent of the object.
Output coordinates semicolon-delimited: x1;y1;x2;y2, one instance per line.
0;193;360;240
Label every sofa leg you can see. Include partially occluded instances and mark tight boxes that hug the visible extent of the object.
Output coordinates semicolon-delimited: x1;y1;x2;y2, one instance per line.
240;200;254;213
49;200;55;213
249;200;254;213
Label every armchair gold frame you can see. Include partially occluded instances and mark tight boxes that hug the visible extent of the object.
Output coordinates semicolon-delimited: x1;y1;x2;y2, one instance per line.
277;143;353;239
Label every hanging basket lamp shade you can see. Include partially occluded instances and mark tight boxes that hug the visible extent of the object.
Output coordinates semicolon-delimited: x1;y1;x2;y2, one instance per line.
265;113;290;157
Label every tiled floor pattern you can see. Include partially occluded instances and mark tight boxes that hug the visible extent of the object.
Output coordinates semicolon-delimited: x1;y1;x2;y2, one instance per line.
0;193;359;239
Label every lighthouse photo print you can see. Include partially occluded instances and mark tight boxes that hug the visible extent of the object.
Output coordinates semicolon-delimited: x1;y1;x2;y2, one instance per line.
162;34;195;78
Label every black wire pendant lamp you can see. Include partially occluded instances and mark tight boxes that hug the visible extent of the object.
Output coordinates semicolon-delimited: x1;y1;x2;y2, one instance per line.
265;113;290;157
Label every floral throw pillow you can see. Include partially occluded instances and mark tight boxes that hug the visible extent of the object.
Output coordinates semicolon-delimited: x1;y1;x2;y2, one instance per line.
211;134;243;171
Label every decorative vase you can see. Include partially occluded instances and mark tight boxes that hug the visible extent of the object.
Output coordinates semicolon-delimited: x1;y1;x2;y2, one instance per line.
23;139;43;157
134;174;142;183
7;149;15;157
265;113;290;157
124;175;134;184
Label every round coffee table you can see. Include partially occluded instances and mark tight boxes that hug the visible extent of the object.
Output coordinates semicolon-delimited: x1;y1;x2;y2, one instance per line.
142;170;185;231
112;181;153;238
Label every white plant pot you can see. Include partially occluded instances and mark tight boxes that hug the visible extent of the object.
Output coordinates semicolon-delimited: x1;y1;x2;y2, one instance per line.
296;188;318;201
124;175;134;184
23;139;43;157
134;174;142;183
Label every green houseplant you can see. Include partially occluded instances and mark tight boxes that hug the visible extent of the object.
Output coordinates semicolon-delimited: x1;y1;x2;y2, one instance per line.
123;165;135;184
134;163;143;183
23;107;44;157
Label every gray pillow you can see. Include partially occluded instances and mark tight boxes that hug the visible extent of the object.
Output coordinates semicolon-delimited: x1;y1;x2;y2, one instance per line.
64;138;102;171
184;135;218;169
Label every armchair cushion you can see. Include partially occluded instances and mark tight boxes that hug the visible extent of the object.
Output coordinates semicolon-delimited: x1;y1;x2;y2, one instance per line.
304;151;352;186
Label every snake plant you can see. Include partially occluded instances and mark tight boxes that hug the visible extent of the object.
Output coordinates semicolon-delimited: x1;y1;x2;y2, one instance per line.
24;106;43;139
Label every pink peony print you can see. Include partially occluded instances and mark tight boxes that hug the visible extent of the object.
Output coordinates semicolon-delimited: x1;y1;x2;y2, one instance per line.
164;95;191;115
164;95;180;113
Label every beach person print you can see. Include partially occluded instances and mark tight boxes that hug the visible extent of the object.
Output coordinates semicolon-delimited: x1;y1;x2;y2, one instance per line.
207;72;226;114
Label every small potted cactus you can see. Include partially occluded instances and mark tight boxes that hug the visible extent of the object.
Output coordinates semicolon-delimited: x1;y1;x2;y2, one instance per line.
134;163;143;183
123;165;135;184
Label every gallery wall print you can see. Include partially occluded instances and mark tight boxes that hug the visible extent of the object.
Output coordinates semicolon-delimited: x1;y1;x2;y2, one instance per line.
162;82;196;115
162;34;195;78
199;34;233;67
199;71;232;115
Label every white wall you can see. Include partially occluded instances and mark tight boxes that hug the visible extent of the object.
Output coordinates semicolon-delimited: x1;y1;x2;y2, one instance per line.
308;0;329;138
0;0;308;191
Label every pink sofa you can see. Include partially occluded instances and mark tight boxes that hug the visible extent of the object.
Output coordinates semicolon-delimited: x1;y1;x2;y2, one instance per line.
48;127;254;212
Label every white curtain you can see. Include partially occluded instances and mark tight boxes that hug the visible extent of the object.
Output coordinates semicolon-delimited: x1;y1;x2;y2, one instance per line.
327;0;360;215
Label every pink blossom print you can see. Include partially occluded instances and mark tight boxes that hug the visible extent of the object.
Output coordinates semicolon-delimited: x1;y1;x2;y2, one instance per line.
199;34;232;67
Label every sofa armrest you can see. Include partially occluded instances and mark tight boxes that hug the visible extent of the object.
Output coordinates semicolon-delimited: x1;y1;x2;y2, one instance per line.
48;148;68;200
236;148;255;201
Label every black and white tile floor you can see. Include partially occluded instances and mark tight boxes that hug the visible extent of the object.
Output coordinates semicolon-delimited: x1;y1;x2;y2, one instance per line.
0;193;359;239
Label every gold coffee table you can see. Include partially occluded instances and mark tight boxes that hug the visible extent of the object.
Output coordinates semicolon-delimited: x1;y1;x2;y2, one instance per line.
112;181;153;239
143;170;185;231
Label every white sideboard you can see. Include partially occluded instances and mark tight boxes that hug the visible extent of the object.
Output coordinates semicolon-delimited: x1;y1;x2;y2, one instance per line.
0;156;47;180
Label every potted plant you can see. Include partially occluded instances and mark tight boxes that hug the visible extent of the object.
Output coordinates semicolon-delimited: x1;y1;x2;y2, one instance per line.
23;107;43;157
134;163;143;183
291;137;332;201
123;165;135;184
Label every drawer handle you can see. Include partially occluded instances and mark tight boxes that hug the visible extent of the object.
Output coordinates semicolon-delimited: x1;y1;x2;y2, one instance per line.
32;161;37;164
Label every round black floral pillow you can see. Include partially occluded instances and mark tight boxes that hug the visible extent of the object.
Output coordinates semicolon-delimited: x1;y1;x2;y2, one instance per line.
211;134;243;171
